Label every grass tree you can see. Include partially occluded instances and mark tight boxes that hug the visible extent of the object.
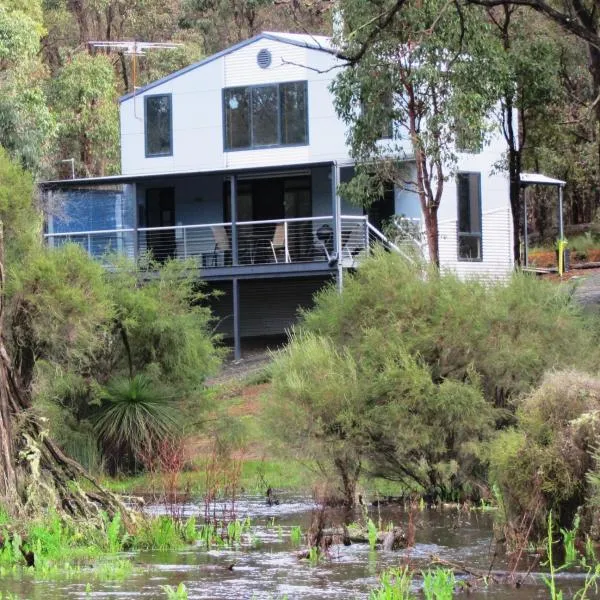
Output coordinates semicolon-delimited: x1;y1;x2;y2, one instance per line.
94;374;180;473
332;0;501;266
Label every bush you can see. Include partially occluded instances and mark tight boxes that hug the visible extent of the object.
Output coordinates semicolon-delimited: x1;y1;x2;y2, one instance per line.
489;370;600;543
267;330;494;503
302;250;598;406
268;252;600;503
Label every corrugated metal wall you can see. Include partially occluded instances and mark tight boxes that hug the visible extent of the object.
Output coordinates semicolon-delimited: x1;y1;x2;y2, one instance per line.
438;206;514;280
206;276;333;339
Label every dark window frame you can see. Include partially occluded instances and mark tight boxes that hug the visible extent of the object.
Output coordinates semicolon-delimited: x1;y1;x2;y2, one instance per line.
145;93;173;158
457;172;483;262
223;81;309;151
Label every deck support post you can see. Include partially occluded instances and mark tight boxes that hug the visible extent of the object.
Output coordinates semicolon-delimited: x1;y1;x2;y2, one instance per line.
232;277;241;361
230;175;239;266
331;163;343;292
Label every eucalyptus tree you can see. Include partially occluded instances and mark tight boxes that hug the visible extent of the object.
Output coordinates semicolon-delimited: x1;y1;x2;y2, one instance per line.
49;53;120;177
0;0;55;173
485;7;562;263
332;0;502;266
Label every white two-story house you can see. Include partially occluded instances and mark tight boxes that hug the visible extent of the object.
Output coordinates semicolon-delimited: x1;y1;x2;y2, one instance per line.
42;32;513;358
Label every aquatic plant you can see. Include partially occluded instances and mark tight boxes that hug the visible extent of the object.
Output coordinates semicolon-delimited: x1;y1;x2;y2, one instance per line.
161;583;188;599
102;511;129;553
369;567;414;600
367;517;379;550
543;512;600;600
307;546;320;565
422;569;456;600
132;516;198;551
560;514;581;567
290;525;302;545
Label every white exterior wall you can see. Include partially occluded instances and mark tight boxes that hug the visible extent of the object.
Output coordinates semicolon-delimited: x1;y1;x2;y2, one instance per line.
438;131;513;279
119;34;514;277
120;38;351;176
401;128;513;279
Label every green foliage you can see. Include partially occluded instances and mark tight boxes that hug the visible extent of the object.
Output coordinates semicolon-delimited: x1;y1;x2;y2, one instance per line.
367;518;378;550
0;148;42;267
48;53;119;177
369;568;414;600
94;374;180;465
132;516;197;551
161;583;188;600
302;251;597;403
11;243;112;373
0;1;54;173
561;515;581;567
489;371;600;542
107;257;221;392
422;569;456;600
290;525;302;545
270;252;597;501
10;248;221;473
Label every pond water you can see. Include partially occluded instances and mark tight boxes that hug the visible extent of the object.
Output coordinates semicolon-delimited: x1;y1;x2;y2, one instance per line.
0;495;593;599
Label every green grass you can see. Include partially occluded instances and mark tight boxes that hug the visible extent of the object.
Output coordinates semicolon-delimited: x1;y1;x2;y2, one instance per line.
101;458;316;495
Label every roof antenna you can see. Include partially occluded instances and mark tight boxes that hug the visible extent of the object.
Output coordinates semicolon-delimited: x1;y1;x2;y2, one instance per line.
88;41;182;119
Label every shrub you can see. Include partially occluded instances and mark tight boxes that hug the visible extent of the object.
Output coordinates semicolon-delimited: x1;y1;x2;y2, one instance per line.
301;251;598;407
489;370;600;542
94;374;180;473
269;252;600;503
267;330;494;503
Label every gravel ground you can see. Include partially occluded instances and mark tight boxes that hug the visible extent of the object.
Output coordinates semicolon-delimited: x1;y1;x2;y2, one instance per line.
571;268;600;309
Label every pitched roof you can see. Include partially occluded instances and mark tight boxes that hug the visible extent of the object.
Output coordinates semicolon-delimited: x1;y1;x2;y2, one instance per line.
120;31;336;103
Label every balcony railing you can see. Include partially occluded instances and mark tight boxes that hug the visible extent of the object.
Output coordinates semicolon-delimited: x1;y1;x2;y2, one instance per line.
44;215;383;268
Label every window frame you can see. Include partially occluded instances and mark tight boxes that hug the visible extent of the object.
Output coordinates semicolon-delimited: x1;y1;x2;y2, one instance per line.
456;171;483;262
222;81;309;151
144;93;173;158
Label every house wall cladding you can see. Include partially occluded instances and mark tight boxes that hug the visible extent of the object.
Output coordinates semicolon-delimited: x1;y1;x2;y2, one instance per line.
120;39;353;176
207;276;332;339
438;206;513;279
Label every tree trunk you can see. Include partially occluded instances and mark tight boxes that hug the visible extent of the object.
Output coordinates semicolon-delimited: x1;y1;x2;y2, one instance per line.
0;224;130;525
508;146;522;266
424;205;440;267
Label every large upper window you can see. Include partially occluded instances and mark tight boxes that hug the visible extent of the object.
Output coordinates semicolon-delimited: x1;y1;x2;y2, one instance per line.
457;172;482;261
224;81;308;150
145;94;172;157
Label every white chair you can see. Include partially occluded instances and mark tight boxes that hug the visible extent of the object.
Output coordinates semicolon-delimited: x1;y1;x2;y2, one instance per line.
270;223;291;263
210;225;230;266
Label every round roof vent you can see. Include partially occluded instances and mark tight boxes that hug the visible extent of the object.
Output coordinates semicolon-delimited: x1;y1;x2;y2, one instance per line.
257;48;272;69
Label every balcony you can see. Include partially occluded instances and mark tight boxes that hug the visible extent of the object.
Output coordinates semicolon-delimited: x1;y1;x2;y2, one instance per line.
44;215;401;279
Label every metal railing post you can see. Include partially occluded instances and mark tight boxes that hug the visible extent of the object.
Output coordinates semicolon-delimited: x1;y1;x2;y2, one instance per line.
87;234;92;256
183;228;187;259
284;220;289;263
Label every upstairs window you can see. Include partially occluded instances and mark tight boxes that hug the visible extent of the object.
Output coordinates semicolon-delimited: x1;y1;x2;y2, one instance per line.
224;81;308;150
457;172;482;261
145;94;172;157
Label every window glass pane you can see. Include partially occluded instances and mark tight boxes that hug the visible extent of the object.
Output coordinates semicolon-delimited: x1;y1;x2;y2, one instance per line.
252;86;278;147
224;88;251;149
146;95;172;156
459;235;481;260
280;82;307;145
458;173;481;234
457;173;482;260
